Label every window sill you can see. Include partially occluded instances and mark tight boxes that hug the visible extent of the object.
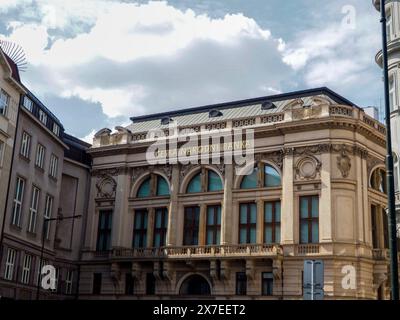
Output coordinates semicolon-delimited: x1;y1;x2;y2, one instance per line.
26;230;37;239
9;223;22;232
35;165;44;173
19;154;30;163
48;174;58;182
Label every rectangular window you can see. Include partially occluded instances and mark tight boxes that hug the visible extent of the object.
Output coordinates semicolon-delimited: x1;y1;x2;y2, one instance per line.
23;96;33;112
183;206;200;245
35;144;45;168
28;186;40;233
125;273;134;295
43;195;53;239
371;204;379;249
12;177;25;226
262;272;273;296
206;205;221;245
39;109;47;125
20;131;31;159
236;272;247;295
52;123;60;136
146;273;156;295
4;248;17;280
49;154;58;178
0;89;10;117
93;273;102;294
300;196;319;244
389;75;395;112
21;254;32;284
133;209;148;248
96;210;112;251
65;270;74;294
153;208;168;247
239;203;257;244
382;208;389;249
264;201;281;244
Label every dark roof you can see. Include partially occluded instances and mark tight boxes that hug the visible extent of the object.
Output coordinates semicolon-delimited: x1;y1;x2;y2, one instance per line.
63;133;92;166
130;87;359;123
3;51;21;82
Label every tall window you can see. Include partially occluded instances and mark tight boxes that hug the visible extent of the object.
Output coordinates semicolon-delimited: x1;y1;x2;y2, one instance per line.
65;270;74;294
49;154;58;178
146;273;156;295
264;201;281;244
239;203;257;244
300;196;319;244
39;109;47;125
93;273;102;294
35;144;45;169
21;254;32;284
20;132;31;159
371;205;379;249
4;248;16;280
12;177;25;226
262;272;273;296
96;210;112;251
183;206;200;245
389;75;395;112
23;96;33;112
264;164;281;187
43;195;53;239
394;153;399;192
0;89;10;116
382;208;389;249
153;208;168;247
53;123;60;136
133;209;148;248
125;273;134;295
28;186;40;233
206;205;221;245
236;272;247;295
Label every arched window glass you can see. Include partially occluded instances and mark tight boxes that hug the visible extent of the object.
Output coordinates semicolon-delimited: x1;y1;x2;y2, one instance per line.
137;177;151;198
394;153;399;192
207;170;223;192
371;168;387;194
156;176;170;196
264;164;281;187
187;173;201;193
240;168;258;189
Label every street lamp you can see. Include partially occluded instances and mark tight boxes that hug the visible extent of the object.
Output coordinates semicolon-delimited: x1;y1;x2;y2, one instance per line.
35;214;82;300
379;0;399;300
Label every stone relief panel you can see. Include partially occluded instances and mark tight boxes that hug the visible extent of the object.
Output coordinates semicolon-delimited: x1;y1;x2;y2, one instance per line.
95;175;117;198
336;148;352;178
294;155;321;181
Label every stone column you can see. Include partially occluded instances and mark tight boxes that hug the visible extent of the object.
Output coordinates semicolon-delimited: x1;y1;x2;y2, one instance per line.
221;164;233;244
199;204;207;245
319;152;332;242
166;165;179;246
256;199;264;243
112;169;130;248
281;152;294;244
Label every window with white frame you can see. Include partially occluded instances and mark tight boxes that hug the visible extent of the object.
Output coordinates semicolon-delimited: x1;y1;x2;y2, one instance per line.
394;153;399;193
23;96;33;112
4;248;16;280
389;75;396;112
39;109;47;125
387;10;393;42
28;186;40;233
12;177;25;226
35;144;45;169
0;89;10;117
43;195;53;239
53;123;60;136
36;259;47;286
65;270;74;294
21;254;32;284
0;140;4;167
49;154;58;178
20;131;31;159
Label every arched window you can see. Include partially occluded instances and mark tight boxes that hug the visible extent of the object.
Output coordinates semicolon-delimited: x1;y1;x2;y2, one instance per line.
240;168;258;189
370;168;387;194
394;153;399;192
179;275;211;295
136;174;170;198
264;164;281;187
240;163;281;189
186;169;223;193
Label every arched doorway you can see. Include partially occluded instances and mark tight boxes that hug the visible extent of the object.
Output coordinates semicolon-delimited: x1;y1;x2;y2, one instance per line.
179;274;211;295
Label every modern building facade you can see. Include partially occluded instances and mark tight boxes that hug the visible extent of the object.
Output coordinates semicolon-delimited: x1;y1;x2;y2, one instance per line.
373;0;400;232
79;88;393;299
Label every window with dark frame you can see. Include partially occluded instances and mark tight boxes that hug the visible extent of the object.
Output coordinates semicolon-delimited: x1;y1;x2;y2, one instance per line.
236;272;247;295
125;273;134;295
239;203;257;244
371;205;379;249
382;207;389;249
96;210;112;251
183;206;200;245
206;205;221;245
133;209;148;248
146;273;156;295
264;201;281;244
262;272;273;296
153;207;168;247
299;196;319;244
93;273;102;294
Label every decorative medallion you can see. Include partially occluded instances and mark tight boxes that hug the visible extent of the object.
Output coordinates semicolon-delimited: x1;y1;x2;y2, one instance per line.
96;175;117;198
295;155;321;180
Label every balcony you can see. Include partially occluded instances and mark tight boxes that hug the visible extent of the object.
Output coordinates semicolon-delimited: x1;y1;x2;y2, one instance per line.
107;244;282;261
372;248;389;260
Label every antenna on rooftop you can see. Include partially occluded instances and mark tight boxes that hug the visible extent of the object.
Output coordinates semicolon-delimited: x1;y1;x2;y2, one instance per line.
0;39;28;72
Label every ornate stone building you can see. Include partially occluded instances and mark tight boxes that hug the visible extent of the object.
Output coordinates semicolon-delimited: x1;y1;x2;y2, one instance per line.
373;0;400;232
79;87;393;299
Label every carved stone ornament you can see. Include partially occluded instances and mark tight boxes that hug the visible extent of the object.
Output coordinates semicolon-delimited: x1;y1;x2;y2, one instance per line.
295;155;321;180
96;175;117;198
337;147;352;178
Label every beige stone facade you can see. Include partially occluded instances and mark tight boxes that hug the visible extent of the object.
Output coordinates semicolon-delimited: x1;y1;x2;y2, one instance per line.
79;88;395;299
